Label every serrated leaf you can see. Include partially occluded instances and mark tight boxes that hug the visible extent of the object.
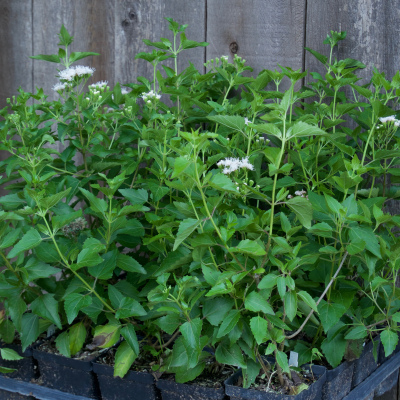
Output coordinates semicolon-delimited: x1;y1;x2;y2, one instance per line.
0;348;23;361
250;316;269;345
20;314;40;351
287;197;312;228
119;188;148;205
0;228;21;249
209;173;238;193
215;341;245;368
31;294;62;329
117;254;146;274
7;229;42;258
245;291;274;315
230;239;266;256
64;293;92;324
217;310;240;338
121;324;139;355
55;331;71;358
207;115;245;132
345;325;367;340
179;318;202;351
381;330;399;357
69;322;86;356
297;291;318;313
115;298;146;319
173;218;201;251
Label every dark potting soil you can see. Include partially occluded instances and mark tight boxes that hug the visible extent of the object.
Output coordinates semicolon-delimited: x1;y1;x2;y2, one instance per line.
238;366;318;396
36;334;101;361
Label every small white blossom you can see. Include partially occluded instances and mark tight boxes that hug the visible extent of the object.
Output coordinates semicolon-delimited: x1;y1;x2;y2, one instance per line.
379;115;400;127
141;90;161;102
121;88;130;95
52;82;67;92
217;157;254;174
89;80;108;90
287;194;293;199
221;55;229;61
244;117;250;125
58;65;95;81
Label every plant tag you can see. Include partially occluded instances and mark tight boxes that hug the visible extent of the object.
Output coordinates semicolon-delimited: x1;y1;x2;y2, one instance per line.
289;351;299;367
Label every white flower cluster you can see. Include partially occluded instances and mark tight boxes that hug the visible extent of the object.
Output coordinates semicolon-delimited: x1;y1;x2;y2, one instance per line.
121;88;130;95
221;55;229;62
52;82;68;92
378;115;400;127
244;117;250;125
288;190;308;199
58;65;95;82
217;157;254;175
89;81;109;90
141;90;161;104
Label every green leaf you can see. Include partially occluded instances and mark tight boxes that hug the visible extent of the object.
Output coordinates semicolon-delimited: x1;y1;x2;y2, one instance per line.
75;248;103;269
250;316;270;345
93;324;121;349
230;239;266;256
115;298;146;319
0;348;23;361
155;314;181;335
321;333;347;368
114;341;137;378
0;228;21;249
20;314;40;351
52;210;82;231
202;298;234;326
79;188;107;214
117;254;146;274
381;330;399;357
245;291;275;315
69;322;86;356
31;294;62;329
215;341;246;368
7;229;42;258
286;121;326;139
209;173;238;193
298;291;318;313
287;197;312;228
119;188;148;205
276;350;290;374
349;226;381;259
173;218;201;251
24;258;59;281
179;318;203;351
318;300;347;333
345;325;368;340
41;188;71;210
255;123;282;138
217;310;240;338
121;324;139;355
258;274;278;289
308;222;333;238
0;320;15;343
64;293;92;324
284;291;297;321
207;115;245;132
30;54;60;63
69;51;100;63
55;331;71;358
88;250;118;280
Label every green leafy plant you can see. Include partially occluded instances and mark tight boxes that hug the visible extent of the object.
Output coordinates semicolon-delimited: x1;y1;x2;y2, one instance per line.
0;22;399;393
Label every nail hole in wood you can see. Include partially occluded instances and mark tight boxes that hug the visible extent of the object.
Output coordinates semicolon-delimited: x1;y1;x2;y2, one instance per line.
129;11;136;20
122;19;130;27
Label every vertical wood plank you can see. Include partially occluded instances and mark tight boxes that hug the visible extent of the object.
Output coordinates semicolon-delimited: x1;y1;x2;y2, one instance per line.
32;0;115;100
206;0;306;88
114;0;206;87
305;0;400;216
0;0;33;108
305;0;400;84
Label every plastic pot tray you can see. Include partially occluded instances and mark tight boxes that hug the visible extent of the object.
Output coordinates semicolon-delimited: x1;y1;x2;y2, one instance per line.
32;347;100;399
93;361;159;400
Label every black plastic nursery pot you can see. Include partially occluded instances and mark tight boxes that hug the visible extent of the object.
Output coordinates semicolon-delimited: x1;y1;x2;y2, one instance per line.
351;337;381;389
156;376;227;400
0;342;37;383
224;365;327;400
32;347;101;399
321;361;354;400
93;361;159;400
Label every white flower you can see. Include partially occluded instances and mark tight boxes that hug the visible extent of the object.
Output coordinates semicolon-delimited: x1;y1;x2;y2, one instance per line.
287;194;293;199
121;88;130;95
217;157;254;174
244;117;250;125
52;82;67;92
89;80;108;89
141;90;160;101
58;65;95;81
379;115;400;127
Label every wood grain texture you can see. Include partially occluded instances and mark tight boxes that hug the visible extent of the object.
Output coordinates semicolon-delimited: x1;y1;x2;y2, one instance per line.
114;0;206;87
305;0;400;84
206;0;306;88
0;0;33;108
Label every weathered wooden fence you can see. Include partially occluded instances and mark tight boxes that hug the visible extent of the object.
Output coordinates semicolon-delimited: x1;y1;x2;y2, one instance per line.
1;0;400;213
2;0;400;105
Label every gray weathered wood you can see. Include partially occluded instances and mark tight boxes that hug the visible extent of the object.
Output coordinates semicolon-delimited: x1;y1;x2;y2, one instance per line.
305;0;400;84
0;0;33;108
206;0;306;88
114;0;206;88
